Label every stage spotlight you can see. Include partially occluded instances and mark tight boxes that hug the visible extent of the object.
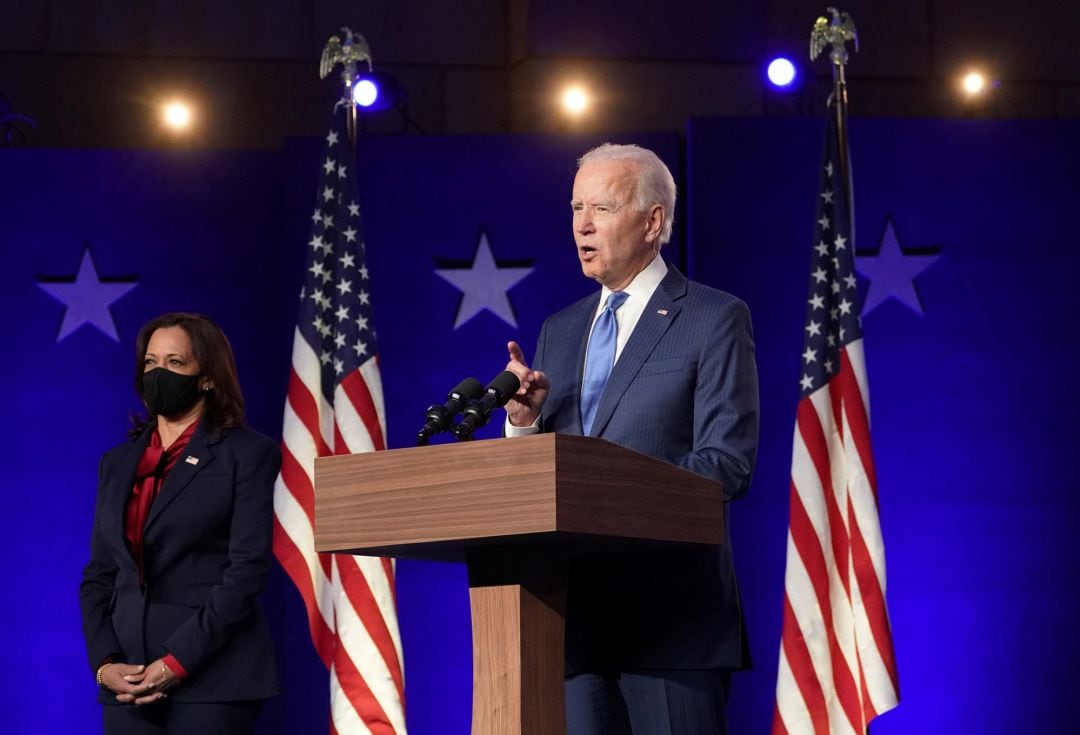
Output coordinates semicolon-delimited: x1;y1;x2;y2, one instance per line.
962;71;987;96
352;78;379;108
351;72;398;113
561;85;590;117
766;57;798;89
161;100;193;131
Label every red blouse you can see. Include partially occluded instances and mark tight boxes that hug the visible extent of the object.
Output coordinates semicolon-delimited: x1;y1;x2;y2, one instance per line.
121;421;200;680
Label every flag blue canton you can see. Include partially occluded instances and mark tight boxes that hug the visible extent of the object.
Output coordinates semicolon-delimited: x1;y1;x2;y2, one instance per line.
297;111;379;404
800;112;863;396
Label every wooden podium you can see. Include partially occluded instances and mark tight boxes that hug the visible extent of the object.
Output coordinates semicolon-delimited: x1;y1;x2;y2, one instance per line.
314;433;725;735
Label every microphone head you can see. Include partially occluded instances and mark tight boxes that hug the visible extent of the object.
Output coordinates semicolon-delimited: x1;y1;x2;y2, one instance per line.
419;377;487;445
451;377;484;401
486;370;521;405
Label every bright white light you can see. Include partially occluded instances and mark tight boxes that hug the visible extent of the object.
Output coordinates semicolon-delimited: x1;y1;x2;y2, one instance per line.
161;101;192;130
767;58;797;88
962;71;987;95
561;86;589;116
353;79;379;108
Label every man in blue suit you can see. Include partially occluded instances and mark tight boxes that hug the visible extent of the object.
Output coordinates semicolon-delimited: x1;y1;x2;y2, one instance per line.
505;143;759;734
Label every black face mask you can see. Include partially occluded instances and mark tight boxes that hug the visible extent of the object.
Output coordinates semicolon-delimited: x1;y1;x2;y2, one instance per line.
141;367;204;417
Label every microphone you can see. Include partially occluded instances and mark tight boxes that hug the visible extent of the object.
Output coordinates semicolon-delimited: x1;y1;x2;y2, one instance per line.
452;371;521;441
417;377;485;445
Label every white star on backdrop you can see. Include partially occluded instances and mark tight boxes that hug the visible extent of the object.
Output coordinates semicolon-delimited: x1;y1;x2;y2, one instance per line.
435;232;535;329
857;218;941;316
38;247;137;342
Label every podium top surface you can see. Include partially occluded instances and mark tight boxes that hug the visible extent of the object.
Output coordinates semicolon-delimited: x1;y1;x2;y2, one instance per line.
313;433;725;560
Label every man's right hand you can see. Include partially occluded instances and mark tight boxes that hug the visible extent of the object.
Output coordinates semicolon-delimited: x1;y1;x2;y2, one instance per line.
504;341;550;427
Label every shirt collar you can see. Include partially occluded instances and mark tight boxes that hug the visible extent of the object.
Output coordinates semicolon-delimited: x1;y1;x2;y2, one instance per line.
599;253;668;306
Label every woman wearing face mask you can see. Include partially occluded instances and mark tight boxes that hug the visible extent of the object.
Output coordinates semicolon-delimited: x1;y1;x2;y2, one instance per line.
79;312;281;735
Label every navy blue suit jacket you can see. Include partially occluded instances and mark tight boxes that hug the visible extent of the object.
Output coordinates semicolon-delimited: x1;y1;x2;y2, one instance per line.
532;263;759;673
79;421;281;703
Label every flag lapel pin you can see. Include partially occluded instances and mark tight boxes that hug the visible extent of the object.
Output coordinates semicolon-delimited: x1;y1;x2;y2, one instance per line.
657;309;669;316
184;455;200;466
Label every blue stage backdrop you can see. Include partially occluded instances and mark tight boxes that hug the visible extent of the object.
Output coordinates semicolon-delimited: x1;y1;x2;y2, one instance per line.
688;117;1080;733
0;119;1077;733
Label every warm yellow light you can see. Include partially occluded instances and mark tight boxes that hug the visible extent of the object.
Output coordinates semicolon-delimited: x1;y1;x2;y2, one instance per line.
561;86;590;116
962;71;987;96
162;101;193;130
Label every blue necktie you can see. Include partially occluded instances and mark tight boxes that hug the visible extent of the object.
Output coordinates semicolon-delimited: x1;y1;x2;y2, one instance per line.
580;291;629;435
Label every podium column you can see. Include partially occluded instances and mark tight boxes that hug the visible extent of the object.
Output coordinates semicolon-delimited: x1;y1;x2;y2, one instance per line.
467;548;567;735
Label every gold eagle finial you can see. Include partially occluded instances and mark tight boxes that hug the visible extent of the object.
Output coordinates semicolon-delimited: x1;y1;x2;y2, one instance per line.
319;27;372;80
810;7;858;65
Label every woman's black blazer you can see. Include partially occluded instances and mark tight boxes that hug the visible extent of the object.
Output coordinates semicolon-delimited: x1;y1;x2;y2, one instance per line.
79;421;281;703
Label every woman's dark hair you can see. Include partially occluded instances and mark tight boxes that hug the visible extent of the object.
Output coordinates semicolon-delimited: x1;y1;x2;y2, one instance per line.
131;312;245;435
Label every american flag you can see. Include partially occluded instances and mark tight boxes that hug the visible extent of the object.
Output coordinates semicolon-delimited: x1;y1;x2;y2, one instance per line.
273;108;406;735
772;107;899;734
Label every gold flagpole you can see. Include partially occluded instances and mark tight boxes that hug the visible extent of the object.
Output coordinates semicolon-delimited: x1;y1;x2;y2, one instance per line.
319;27;373;152
810;8;859;213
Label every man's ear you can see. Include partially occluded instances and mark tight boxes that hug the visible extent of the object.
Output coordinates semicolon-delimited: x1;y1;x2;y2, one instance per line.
644;204;665;244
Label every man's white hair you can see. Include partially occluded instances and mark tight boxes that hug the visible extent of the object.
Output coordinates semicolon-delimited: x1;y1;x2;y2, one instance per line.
578;143;677;245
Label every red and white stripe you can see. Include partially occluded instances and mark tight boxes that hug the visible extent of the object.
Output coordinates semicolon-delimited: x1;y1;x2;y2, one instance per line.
773;339;899;735
274;328;406;734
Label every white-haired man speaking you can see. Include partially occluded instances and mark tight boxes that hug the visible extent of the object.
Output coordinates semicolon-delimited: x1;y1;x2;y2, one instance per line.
504;143;760;734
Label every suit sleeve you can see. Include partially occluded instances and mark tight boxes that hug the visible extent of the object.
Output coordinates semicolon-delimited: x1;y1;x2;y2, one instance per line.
79;454;124;672
532;317;550;431
675;298;759;501
162;436;281;673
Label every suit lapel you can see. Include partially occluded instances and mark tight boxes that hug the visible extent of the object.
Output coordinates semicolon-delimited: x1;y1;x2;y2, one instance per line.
102;429;152;568
145;422;218;530
588;265;687;437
